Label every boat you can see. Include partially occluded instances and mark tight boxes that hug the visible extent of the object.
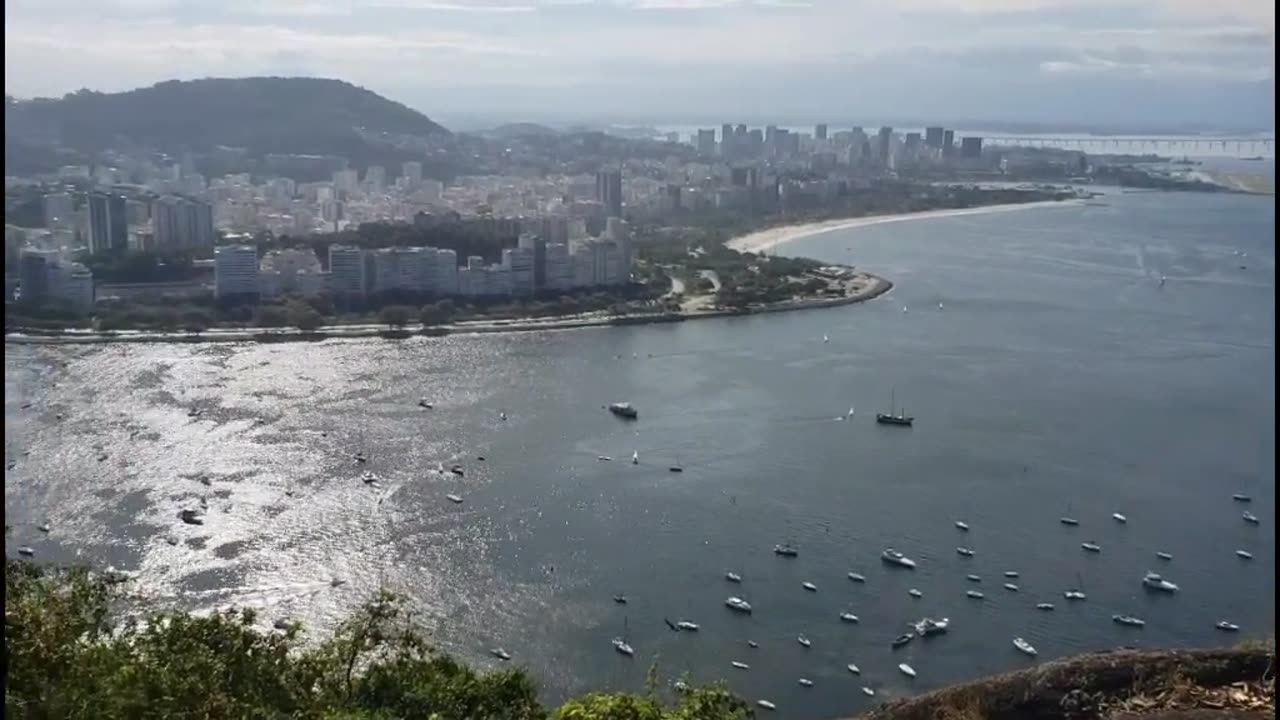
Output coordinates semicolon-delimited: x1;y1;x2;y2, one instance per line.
797;635;811;648
862;687;876;697
725;597;753;614
179;509;205;526
955;521;970;531
631;451;639;464
1232;494;1252;503
880;548;917;568
725;571;742;583
1064;590;1087;600
675;621;700;632
449;465;464;477
673;680;689;693
914;617;949;636
1036;603;1056;611
802;581;817;592
499;412;507;421
490;648;511;661
798;678;814;687
597;455;613;462
1081;542;1102;553
1112;614;1145;628
847;572;866;582
823;334;830;343
607;402;638;419
330;578;347;588
1060;517;1080;526
1159;275;1167;286
839;612;860;623
747;641;758;648
1004;571;1019;578
1142;571;1178;593
361;471;381;485
1242;511;1260;525
1215;621;1240;632
1012;637;1037;656
446;494;463;504
1156;552;1173;561
732;661;750;670
17;546;35;557
774;544;799;557
891;633;914;648
1113;513;1128;523
418;399;433;409
956;546;975;557
756;700;776;711
668;466;683;473
613;595;628;604
876;390;914;427
1004;583;1020;592
966;590;985;599
37;523;50;533
1235;550;1253;560
664;618;678;631
966;574;982;582
898;663;917;678
908;588;922;598
273;618;293;630
847;663;861;674
612;637;634;656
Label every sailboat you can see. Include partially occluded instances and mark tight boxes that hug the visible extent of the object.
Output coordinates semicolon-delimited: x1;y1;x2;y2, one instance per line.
612;617;634;657
876;390;914;427
632;451;639;465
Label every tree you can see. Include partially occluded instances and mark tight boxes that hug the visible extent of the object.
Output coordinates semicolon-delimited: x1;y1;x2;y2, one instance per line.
254;305;289;328
418;301;454;327
379;305;414;329
289;304;324;332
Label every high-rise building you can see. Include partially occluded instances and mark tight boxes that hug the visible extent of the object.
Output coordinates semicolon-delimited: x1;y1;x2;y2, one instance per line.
151;196;215;250
502;245;535;296
213;245;260;299
87;193;128;254
18;249;57;304
925;126;945;149
43;193;74;228
364;165;386;191
332;168;359;193
328;245;369;297
904;133;922;154
942;129;955;156
402;161;423;187
696;129;717;156
545;242;571;291
960;137;984;158
876;127;893;167
518;232;547;289
435;249;458;295
815;124;828;141
595;170;623;217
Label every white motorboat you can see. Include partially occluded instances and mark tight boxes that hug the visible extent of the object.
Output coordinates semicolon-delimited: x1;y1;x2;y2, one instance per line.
1242;511;1260;525
499;412;507;421
802;581;818;592
847;664;861;675
446;494;463;504
725;571;742;583
862;687;876;697
823;334;830;343
17;546;34;557
612;637;634;656
756;700;776;711
1004;583;1020;592
773;544;799;557
1060;517;1080;526
797;635;811;648
1215;621;1240;632
1113;513;1127;523
1113;614;1145;628
747;641;758;648
1232;494;1252;503
490;648;512;661
847;572;866;583
899;663;917;678
1013;637;1037;656
1156;552;1173;561
1236;550;1253;560
956;546;975;557
732;661;750;670
725;596;753;613
675;621;700;632
1064;590;1087;600
1081;542;1102;553
967;590;985;599
798;678;814;687
881;548;917;568
37;523;50;533
1142;571;1178;593
597;455;613;462
1004;571;1019;578
966;574;982;582
908;588;922;598
913;617;949;636
608;402;638;419
613;595;628;604
1036;603;1056;611
955;520;970;531
839;612;860;623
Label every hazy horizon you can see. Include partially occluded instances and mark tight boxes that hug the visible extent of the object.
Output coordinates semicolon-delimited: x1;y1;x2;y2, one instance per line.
4;0;1275;132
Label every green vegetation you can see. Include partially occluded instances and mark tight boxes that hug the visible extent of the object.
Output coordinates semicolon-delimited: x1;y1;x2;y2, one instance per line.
5;560;749;720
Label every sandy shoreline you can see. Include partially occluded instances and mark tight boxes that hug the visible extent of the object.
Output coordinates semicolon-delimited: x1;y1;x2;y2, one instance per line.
728;199;1079;255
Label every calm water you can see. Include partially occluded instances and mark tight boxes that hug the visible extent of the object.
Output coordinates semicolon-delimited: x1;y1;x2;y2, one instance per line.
5;189;1275;718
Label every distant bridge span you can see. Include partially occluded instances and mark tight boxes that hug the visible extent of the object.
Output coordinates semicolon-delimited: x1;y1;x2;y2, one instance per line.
985;137;1274;153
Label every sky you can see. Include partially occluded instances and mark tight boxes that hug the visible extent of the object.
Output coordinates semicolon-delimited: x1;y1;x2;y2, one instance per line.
3;0;1275;131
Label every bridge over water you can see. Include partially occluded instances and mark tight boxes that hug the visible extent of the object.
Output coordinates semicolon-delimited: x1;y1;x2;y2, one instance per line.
985;137;1274;154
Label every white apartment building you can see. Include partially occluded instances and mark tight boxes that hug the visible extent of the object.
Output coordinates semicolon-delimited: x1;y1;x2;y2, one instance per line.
371;247;436;295
328;244;368;296
435;248;458;295
213;245;260;298
501;246;534;296
152;195;216;250
545;242;571;291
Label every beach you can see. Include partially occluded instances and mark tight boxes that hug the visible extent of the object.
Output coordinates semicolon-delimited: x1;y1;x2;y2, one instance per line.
727;199;1080;255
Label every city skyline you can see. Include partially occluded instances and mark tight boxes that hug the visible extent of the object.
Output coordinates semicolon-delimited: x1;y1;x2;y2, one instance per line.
4;0;1273;131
